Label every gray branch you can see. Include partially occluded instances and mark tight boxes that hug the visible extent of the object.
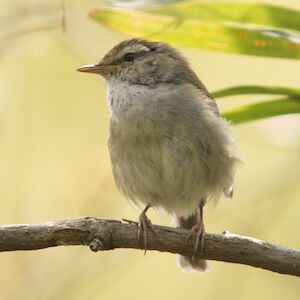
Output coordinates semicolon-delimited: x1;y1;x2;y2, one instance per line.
0;216;299;277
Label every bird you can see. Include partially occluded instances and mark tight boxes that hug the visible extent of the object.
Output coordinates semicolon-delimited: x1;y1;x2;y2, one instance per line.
77;38;240;273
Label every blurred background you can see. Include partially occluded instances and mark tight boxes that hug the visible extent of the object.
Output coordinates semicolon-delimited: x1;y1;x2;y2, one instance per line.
0;0;299;299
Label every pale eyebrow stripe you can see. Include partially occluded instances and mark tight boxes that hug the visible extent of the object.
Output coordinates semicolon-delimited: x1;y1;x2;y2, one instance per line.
121;44;151;54
114;43;152;62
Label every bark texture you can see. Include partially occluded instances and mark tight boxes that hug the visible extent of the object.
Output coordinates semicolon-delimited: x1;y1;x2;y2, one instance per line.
0;217;299;277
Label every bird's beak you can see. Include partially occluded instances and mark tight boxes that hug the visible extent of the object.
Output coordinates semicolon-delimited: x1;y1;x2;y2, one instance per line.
76;64;121;74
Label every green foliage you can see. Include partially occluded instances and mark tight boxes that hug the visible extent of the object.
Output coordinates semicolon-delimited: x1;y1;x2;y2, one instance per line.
214;85;300;124
149;3;300;31
90;3;300;59
212;85;300;99
90;2;300;124
221;98;300;124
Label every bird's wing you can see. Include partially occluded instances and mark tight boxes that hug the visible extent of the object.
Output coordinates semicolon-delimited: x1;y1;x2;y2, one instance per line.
185;69;220;116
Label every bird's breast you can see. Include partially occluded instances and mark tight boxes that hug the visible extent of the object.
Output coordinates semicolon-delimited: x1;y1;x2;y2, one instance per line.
107;82;167;140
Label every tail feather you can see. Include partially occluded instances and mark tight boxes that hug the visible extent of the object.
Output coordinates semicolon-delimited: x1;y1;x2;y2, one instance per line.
173;213;211;274
176;255;211;274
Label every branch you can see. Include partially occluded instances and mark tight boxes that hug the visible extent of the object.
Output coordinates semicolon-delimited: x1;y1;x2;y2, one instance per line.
0;217;299;277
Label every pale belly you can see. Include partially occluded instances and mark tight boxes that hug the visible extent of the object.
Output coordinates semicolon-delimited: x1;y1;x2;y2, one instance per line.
107;82;238;216
109;134;213;217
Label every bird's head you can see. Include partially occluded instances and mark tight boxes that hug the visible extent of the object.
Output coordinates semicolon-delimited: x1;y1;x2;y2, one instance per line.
77;38;200;87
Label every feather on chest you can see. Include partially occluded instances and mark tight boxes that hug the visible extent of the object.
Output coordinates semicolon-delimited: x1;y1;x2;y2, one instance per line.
107;82;170;143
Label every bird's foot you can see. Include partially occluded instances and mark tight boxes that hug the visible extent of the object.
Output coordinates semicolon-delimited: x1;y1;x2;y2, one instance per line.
137;207;157;254
185;220;205;256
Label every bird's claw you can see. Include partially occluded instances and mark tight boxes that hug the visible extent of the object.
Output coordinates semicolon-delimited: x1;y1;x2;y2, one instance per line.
137;212;157;254
185;221;205;256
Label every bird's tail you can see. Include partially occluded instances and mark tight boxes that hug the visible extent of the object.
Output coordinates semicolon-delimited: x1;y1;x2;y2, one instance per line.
172;213;211;274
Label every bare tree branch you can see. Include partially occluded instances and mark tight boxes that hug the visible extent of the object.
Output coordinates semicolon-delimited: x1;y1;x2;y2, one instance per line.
0;217;299;277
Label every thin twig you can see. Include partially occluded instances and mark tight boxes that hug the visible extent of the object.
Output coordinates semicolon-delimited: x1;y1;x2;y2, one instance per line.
61;0;66;33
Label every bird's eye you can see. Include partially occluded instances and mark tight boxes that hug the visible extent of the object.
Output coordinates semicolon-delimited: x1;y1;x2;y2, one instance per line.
124;53;137;62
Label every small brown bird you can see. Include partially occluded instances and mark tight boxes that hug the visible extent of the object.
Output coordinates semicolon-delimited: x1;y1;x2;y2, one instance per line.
77;39;240;273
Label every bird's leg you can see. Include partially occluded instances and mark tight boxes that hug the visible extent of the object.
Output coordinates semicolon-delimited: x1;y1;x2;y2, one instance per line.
137;204;157;253
185;199;206;256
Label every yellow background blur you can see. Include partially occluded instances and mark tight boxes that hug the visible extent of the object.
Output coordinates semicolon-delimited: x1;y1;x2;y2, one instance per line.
0;0;299;299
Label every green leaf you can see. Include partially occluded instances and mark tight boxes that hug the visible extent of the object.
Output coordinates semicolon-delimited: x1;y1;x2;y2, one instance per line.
90;6;300;59
149;3;300;32
212;85;300;99
221;98;300;125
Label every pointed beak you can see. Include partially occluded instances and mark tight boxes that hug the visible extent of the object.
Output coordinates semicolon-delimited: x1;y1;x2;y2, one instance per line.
76;64;121;74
